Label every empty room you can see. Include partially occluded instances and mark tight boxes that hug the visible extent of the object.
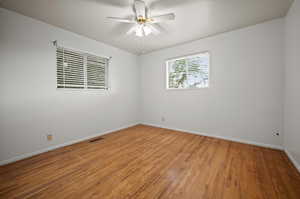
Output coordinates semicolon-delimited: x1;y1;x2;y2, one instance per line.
1;0;300;198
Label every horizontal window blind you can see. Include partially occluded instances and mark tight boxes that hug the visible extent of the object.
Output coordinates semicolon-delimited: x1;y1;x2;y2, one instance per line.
87;55;108;89
56;46;109;89
57;47;85;88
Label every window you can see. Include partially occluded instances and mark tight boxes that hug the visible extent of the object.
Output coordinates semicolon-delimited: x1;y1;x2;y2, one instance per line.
56;47;109;89
166;52;209;89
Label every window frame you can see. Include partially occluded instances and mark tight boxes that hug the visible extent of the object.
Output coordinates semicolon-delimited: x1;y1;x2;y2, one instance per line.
55;46;110;91
165;51;210;90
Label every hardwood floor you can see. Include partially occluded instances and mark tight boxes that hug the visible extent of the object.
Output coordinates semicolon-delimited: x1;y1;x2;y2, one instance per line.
0;125;300;199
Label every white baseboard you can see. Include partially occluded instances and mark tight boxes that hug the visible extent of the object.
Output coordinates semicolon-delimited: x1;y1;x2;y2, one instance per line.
0;123;139;166
2;122;291;168
142;122;283;150
284;149;300;173
143;123;300;173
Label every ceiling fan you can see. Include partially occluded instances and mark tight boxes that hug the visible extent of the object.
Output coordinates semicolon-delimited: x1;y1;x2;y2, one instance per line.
107;0;175;37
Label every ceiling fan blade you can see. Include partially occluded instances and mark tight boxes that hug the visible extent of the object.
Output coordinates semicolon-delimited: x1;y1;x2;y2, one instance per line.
107;17;136;23
150;13;175;23
126;25;138;35
134;0;146;19
146;24;160;35
145;6;151;19
109;23;134;36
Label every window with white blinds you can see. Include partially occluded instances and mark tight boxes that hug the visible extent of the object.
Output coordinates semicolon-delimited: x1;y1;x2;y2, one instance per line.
56;47;109;89
86;55;107;89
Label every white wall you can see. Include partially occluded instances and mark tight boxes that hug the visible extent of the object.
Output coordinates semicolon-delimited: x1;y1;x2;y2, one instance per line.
284;0;300;169
0;8;139;163
140;19;284;148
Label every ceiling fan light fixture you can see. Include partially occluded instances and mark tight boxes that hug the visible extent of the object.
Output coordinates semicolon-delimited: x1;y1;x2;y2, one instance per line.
134;24;152;37
107;0;175;37
143;25;152;36
135;25;144;37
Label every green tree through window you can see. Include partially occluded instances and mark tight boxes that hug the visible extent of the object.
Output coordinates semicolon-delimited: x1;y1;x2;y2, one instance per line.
167;52;209;89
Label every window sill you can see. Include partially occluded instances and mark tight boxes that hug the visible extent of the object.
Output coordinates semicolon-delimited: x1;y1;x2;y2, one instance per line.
165;87;209;91
56;88;110;92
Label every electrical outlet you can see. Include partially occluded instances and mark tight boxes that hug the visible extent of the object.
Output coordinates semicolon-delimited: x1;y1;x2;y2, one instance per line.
47;134;53;141
161;117;165;122
273;132;280;136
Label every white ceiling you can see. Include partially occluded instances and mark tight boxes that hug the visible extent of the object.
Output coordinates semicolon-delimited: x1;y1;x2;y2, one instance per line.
1;0;293;55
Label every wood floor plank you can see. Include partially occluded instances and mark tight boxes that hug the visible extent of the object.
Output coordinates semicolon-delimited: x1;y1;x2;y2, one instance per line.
0;125;299;199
